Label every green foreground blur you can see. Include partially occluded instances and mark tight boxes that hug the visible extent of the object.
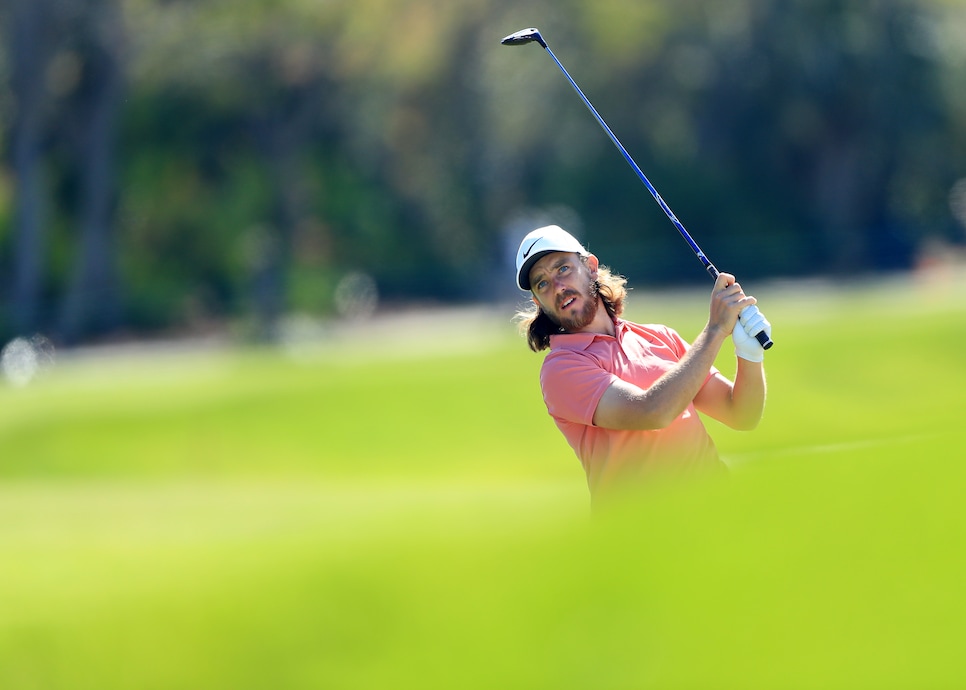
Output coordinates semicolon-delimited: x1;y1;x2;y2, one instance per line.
2;274;965;689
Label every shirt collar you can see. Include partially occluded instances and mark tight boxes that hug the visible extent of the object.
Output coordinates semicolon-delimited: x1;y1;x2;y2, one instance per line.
549;318;626;351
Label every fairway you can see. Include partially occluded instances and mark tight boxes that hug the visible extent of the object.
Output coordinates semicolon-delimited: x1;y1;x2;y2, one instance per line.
2;273;965;688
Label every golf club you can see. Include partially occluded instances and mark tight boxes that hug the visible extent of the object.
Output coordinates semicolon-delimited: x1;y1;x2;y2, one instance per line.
501;27;773;349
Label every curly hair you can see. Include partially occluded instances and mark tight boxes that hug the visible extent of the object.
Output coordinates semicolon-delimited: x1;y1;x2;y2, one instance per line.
515;259;628;352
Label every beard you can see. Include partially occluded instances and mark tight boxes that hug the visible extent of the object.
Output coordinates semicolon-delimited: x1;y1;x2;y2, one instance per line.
546;279;600;332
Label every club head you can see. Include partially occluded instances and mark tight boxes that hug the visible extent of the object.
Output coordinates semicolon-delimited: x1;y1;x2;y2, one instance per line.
500;28;546;48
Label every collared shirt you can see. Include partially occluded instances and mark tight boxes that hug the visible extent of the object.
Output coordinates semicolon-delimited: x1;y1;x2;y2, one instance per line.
540;319;724;496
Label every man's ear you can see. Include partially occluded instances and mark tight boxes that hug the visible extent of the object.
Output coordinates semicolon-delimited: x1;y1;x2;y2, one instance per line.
586;254;600;277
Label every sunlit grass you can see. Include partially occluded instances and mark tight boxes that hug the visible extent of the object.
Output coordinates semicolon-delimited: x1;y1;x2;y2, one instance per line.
1;273;965;688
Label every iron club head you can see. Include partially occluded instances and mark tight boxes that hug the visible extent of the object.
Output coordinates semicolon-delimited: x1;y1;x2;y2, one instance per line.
500;28;546;48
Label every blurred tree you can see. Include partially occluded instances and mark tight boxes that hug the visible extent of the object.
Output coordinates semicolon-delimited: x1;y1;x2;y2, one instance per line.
58;0;126;342
4;0;125;343
543;0;962;281
0;0;963;344
118;0;346;338
6;0;55;334
702;0;952;274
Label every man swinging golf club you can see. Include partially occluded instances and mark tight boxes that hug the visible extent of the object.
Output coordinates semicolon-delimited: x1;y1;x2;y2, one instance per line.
515;225;769;504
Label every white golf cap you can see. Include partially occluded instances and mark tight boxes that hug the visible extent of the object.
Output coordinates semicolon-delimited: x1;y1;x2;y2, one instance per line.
515;225;589;291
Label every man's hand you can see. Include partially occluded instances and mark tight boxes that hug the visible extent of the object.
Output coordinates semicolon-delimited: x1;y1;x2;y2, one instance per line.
710;273;757;336
733;306;771;363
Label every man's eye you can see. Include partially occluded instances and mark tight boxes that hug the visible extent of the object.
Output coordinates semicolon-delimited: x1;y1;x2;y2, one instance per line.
559;265;570;274
536;280;548;290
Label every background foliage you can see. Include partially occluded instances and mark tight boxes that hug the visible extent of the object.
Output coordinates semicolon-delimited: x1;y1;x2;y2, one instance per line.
1;0;965;344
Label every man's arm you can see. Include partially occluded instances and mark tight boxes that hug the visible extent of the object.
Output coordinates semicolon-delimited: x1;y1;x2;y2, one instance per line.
592;323;730;430
693;302;770;429
693;359;766;431
592;272;752;431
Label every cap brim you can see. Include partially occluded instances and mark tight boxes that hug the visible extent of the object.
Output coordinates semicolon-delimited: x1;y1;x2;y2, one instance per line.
517;250;557;291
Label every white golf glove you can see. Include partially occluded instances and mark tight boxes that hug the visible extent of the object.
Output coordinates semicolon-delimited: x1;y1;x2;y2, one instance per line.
733;305;771;363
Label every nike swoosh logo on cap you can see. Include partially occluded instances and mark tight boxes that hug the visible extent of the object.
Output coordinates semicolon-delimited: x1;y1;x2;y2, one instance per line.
522;239;540;258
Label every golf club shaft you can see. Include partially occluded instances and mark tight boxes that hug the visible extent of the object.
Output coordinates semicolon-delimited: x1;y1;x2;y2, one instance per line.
543;45;718;278
504;29;772;349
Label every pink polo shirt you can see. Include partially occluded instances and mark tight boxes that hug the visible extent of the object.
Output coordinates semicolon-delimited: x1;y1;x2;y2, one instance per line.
540;319;725;496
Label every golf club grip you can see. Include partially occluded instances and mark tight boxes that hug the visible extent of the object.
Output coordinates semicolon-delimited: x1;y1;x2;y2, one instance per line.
720;265;774;350
741;305;774;350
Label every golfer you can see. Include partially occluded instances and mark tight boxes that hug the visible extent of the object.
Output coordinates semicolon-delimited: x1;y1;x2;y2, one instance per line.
515;225;769;502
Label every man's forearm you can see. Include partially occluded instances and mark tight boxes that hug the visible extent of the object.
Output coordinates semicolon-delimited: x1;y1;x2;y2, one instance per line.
635;324;729;427
593;324;728;430
731;358;767;430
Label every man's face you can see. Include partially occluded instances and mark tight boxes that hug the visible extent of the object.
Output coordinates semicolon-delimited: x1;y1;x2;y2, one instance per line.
529;252;599;332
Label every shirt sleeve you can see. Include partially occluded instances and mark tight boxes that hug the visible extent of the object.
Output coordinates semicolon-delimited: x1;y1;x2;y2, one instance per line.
651;324;688;358
648;324;720;382
539;350;617;427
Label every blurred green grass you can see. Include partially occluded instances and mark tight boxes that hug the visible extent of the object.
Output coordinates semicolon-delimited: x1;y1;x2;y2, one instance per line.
2;274;965;689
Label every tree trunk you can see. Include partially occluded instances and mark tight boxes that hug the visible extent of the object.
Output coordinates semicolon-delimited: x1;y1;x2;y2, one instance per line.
8;0;52;335
248;79;320;342
58;0;125;343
